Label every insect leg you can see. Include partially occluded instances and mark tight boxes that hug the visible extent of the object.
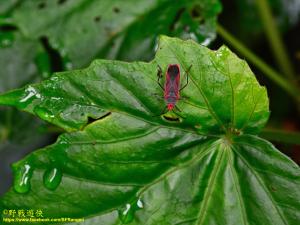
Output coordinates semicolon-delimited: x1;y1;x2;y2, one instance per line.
157;64;163;78
151;93;164;100
156;65;164;90
179;96;190;101
180;65;192;91
152;106;167;117
174;105;182;112
173;108;186;119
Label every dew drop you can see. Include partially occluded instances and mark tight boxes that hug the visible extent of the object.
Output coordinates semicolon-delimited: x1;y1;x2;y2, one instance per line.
20;86;41;104
136;199;143;209
34;107;55;121
118;198;144;224
201;37;212;46
43;168;62;190
14;164;33;194
118;203;133;224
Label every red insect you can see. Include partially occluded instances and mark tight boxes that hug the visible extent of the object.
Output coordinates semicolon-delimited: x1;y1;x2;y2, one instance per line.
156;64;192;117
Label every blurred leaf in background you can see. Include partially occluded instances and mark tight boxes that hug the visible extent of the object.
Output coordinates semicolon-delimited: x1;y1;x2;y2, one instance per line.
236;0;300;123
5;0;221;67
222;0;300;45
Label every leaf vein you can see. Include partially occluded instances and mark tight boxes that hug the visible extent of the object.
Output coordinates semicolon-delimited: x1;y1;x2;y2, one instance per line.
196;146;225;225
232;148;289;225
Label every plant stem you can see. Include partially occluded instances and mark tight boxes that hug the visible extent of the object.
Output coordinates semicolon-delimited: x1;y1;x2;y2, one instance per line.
255;0;295;81
260;128;300;145
217;24;300;102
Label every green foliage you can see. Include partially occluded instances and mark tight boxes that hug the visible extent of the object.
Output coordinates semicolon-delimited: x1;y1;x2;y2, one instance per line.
0;36;299;225
7;0;221;67
0;36;269;134
228;0;300;45
0;0;222;146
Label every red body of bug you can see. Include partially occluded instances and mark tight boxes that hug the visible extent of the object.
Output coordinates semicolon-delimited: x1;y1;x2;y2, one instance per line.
156;63;191;117
164;64;181;111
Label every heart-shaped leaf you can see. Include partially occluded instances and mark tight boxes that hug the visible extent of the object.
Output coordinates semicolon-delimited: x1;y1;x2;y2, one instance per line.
0;36;299;225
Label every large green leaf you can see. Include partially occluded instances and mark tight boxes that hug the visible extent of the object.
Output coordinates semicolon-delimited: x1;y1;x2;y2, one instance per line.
0;36;269;134
0;36;299;225
7;0;221;66
2;114;299;225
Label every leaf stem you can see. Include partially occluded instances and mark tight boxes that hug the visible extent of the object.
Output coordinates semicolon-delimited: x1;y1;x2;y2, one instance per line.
217;24;300;102
260;128;300;145
255;0;296;81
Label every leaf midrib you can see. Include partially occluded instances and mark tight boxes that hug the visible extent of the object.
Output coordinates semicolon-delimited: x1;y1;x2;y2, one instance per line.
196;145;225;225
64;138;218;223
227;147;248;225
232;145;288;225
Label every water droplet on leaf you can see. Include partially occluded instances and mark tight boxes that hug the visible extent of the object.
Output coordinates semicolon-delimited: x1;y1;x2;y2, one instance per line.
20;86;41;105
43;168;62;190
118;198;144;224
136;199;143;209
118;203;133;224
14;164;33;194
34;107;55;121
201;37;212;46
